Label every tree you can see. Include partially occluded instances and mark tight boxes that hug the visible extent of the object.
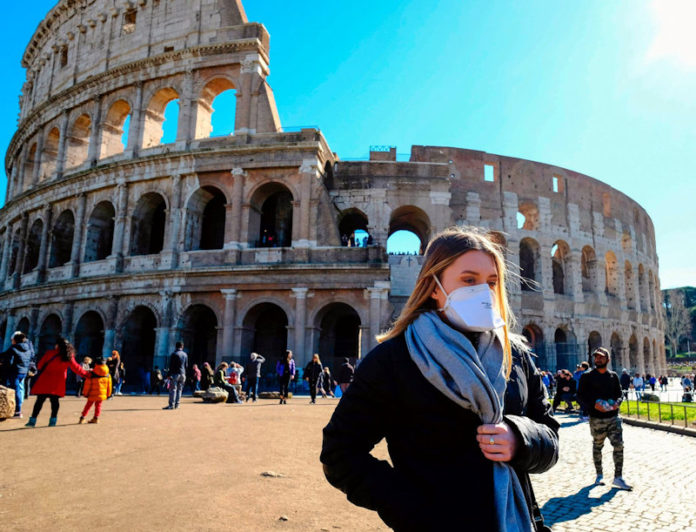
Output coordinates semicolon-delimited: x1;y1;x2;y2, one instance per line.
663;289;692;356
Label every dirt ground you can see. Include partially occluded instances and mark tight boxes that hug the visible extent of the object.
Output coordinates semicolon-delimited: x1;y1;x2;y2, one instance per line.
1;395;389;531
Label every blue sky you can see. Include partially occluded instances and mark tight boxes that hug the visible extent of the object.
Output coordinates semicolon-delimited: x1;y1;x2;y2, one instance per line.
1;1;694;288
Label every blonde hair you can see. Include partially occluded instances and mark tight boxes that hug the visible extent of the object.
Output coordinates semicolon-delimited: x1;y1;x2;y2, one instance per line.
313;353;321;363
377;227;516;378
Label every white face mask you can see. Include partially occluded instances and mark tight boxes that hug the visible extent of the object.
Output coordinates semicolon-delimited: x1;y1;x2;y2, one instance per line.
433;276;505;332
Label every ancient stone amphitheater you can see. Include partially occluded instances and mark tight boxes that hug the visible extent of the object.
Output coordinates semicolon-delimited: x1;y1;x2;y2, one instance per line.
0;0;664;380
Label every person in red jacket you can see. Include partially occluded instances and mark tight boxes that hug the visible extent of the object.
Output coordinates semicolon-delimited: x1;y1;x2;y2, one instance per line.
25;337;88;427
79;356;113;424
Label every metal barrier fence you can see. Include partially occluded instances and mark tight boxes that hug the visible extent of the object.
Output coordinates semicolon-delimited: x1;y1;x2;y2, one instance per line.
621;398;696;429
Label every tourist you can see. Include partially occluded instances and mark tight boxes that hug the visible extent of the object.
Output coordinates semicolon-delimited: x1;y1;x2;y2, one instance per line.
336;357;354;393
276;350;296;404
163;342;187;410
245;353;265;402
632;373;644;400
201;362;215;390
79;356;112;424
320;366;336;398
75;356;92;397
0;331;34;418
552;370;576;412
190;363;202;392
106;351;121;399
149;366;164;394
213;362;242;403
620;368;631;399
660;374;668;392
321;227;559;531
25;337;89;427
577;347;632;490
648;374;656;392
304;354;323;404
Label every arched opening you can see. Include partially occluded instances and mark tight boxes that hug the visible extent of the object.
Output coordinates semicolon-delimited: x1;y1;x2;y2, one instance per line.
622;232;632;254
195;78;236;138
130;193;167;256
65;114;91;169
22;219;43;274
184;186;226;251
49;210;75;268
522;324;546;367
604;251;618;296
648;271;656;311
16;317;30;335
160;99;180;144
581;246;597;293
84;201;116;262
652;339;658;372
638;264;648;310
8;229;22;276
120;306;157;373
38;314;62;356
100;100;131;158
517;202;539;230
519;237;540;291
23;143;38;189
143;88;180;148
40;127;60;180
176;305;218;368
624;261;636;309
388;205;431;255
643;337;651;374
338;209;370;247
315;303;361;372
387;230;421;255
610;332;623;370
249;183;293;248
628;334;638;371
588;331;602;358
551;240;570;295
555;328;578;370
241;303;288;362
74;311;105;358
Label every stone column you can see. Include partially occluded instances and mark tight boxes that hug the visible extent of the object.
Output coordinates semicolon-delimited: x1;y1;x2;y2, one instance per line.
127;82;144;157
501;191;518;234
87;96;103;165
102;296;119;358
37;204;52;283
3;311;17;350
296;159;319;248
292;288;309;363
6;166;18;202
155;291;173;369
568;249;583;303
179;69;195;145
221;289;238;358
55;110;70;178
236;54;266;134
29;306;40;349
70;193;87;277
32;127;44;185
226;167;245;249
465;192;481;225
160;174;183;269
112;182;129;272
539;243;554;300
13;214;29;289
62;301;75;338
367;282;390;350
0;224;12;284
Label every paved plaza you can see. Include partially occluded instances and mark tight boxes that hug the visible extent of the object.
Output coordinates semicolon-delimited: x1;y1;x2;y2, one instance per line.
2;396;695;531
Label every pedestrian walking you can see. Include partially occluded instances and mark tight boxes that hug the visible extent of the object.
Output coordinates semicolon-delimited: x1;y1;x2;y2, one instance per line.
321;227;559;531
577;347;632;490
336;357;354;393
163;342;188;410
620;368;631;399
0;331;34;418
276;350;296;404
633;373;644;400
79;356;112;424
25;337;89;427
244;353;265;402
304;354;323;404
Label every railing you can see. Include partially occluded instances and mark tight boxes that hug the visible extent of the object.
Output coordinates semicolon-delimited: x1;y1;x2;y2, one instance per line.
621;397;696;429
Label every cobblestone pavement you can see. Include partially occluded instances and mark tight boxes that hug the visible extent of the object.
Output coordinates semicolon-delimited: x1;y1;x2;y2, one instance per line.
534;413;696;531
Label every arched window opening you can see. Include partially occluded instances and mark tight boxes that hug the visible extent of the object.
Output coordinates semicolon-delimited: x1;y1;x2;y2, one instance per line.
159;99;180;145
621;232;632;254
38;314;62;356
517;202;539;230
130;193;166;256
249;183;293;248
74;311;105;358
555;328;578;371
23;143;38;189
551;241;569;295
624;261;636;309
610;332;623;370
120;306;157;374
587;331;602;358
84;201;116;262
628;334;638;371
195;78;236;139
581;246;597;293
23;219;43;274
8;229;22;276
177;305;218;368
184;187;226;251
101;100;131;158
338;209;370;247
643;337;651;374
142;88;180;148
16;317;30;335
604;251;618;296
652;339;657;371
315;303;361;372
65;114;91;169
49;210;75;268
388;205;431;255
40;127;60;180
648;271;656;311
519;238;540;291
387;230;421;255
522;324;546;367
241;303;288;363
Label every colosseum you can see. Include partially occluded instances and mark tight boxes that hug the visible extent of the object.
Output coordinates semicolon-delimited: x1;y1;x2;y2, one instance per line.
0;0;665;381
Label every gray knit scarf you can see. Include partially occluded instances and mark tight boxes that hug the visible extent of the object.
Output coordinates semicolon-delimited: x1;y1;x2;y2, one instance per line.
405;311;533;532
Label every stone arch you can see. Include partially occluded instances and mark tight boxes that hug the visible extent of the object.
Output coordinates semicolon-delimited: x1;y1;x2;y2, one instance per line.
49;209;75;268
100;99;132;158
519;237;541;291
84;201;116;262
184;186;227;251
195;77;237;138
248;182;294;248
130;192;167;256
522;323;545;361
610;332;623;370
119;305;158;372
643;337;651;374
581;246;597;293
551;240;570;295
313;302;362;370
624;261;636;309
22;142;38;189
628;334;638;371
142;87;180;148
64;113;91;169
240;302;289;362
587;331;602;358
40;127;60;180
604;251;618;297
38;313;62;356
73;310;105;358
388;205;431;254
22;218;43;274
338;208;369;246
517;202;539;230
555;327;578;370
175;304;218;368
16;316;30;335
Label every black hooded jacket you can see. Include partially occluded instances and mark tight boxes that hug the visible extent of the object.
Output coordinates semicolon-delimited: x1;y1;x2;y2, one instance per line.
321;333;559;531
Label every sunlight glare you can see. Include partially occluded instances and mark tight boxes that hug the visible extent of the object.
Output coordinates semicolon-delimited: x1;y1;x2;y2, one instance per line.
647;0;696;68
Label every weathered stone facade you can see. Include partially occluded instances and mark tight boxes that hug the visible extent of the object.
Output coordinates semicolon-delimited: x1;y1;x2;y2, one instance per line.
0;0;664;375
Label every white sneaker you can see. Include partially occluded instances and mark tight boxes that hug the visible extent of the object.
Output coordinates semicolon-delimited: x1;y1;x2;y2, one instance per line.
612;477;632;491
595;475;605;485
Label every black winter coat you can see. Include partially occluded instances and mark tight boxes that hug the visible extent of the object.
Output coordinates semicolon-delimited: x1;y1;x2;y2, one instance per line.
304;361;323;383
321;333;559;532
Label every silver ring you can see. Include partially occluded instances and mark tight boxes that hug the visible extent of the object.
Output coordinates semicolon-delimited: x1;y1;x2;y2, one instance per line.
489;437;495;445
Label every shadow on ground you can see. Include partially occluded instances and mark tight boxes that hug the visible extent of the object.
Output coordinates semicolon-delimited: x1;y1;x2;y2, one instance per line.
541;484;619;526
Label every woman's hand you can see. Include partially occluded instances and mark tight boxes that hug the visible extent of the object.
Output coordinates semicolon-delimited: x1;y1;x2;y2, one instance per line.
476;422;518;462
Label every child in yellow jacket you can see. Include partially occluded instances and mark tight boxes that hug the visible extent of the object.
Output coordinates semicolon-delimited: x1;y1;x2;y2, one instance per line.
79;356;112;424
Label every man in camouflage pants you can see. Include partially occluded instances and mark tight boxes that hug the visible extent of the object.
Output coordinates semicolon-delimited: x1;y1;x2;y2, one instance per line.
578;347;632;490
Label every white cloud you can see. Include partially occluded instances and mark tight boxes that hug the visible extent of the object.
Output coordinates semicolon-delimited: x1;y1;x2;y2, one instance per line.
646;0;696;68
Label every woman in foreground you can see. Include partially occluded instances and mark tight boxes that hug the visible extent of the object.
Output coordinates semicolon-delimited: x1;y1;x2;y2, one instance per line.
321;228;559;531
